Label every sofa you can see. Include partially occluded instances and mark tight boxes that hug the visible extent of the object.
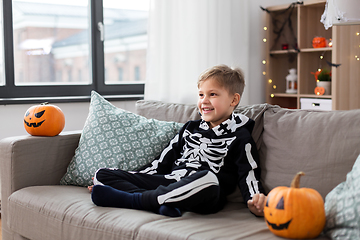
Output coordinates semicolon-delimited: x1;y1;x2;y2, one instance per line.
1;99;360;240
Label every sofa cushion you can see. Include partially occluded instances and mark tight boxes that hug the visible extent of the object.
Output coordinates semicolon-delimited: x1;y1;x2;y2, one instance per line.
8;186;165;240
136;100;276;149
259;107;360;199
60;91;183;187
8;186;286;240
136;100;201;123
324;154;360;239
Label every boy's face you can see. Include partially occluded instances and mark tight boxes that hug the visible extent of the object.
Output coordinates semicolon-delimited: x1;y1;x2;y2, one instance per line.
197;77;240;128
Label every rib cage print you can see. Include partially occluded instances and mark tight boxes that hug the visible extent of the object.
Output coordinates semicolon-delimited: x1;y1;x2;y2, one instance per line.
175;130;236;173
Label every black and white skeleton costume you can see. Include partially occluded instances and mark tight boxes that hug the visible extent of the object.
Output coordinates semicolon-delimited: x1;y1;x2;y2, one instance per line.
94;113;264;214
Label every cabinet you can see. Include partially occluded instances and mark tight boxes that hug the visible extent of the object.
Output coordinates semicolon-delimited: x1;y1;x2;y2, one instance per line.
264;0;360;110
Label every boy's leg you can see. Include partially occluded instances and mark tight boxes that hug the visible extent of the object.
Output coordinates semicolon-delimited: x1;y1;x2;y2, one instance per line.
92;169;223;215
93;168;175;193
142;170;222;214
92;168;183;215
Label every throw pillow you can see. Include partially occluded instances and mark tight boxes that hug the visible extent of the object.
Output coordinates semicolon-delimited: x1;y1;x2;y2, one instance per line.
324;154;360;239
60;91;183;187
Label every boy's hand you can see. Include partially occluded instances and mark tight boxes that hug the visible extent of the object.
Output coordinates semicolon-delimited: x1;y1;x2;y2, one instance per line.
247;193;266;216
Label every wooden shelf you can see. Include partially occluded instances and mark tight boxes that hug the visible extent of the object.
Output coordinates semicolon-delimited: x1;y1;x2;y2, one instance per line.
272;93;297;98
265;0;360;110
300;47;332;52
272;93;332;99
270;50;299;55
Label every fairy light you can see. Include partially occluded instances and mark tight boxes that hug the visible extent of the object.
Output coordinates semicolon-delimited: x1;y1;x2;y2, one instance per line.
262;60;266;64
357;33;360;61
263;71;266;75
264;27;268;31
320;55;324;59
270;94;274;98
268;79;272;83
273;85;277;89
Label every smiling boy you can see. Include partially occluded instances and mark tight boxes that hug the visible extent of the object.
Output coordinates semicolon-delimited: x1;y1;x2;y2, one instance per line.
90;64;266;217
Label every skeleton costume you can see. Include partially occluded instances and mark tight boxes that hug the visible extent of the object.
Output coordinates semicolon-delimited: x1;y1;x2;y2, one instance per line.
93;113;264;214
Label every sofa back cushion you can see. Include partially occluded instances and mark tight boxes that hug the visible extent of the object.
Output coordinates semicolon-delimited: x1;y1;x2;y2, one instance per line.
259;107;360;199
135;100;200;123
136;100;275;149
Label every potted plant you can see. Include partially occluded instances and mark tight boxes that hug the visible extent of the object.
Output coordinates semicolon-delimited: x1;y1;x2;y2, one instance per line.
315;68;331;95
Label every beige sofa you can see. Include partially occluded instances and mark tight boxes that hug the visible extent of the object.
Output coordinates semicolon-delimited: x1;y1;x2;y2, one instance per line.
1;100;360;240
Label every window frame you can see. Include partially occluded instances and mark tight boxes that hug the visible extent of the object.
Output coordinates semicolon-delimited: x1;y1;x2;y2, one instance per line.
0;0;145;104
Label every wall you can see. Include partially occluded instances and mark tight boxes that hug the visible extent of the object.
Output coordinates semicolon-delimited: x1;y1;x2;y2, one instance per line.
0;100;137;141
0;0;302;141
247;0;299;105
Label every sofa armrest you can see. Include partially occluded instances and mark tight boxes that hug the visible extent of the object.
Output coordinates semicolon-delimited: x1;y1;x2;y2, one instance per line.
0;131;80;195
0;131;81;239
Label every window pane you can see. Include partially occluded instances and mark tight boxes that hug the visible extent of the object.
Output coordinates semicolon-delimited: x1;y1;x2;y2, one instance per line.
103;0;149;85
0;2;5;86
12;0;91;85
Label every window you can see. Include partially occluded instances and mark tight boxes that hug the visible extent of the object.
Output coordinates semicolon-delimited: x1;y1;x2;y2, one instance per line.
118;67;123;81
0;0;149;103
0;2;5;86
134;66;140;81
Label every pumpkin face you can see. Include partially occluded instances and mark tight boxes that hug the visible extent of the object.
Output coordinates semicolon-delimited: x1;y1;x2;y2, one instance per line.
24;103;65;136
312;37;327;48
315;86;325;95
264;172;326;239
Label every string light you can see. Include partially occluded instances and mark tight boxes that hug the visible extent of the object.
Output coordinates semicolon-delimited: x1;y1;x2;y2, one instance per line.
357;32;360;61
270;94;274;98
273;85;277;89
268;79;272;83
264;27;268;31
262;60;266;64
263;71;266;75
263;38;267;42
320;55;324;59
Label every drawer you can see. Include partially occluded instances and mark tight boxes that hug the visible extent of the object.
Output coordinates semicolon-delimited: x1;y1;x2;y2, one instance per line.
300;98;332;111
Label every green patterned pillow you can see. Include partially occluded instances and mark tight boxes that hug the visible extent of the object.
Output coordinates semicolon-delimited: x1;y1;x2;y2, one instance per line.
324;154;360;239
60;91;183;187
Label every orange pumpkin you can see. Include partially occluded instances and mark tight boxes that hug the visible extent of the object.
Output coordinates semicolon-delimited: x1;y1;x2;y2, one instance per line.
314;86;325;95
24;102;65;136
264;172;326;239
312;37;327;48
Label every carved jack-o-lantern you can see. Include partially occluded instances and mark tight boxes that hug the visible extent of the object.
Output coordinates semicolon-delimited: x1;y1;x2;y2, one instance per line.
315;86;325;96
264;172;326;239
24;102;65;136
312;37;327;48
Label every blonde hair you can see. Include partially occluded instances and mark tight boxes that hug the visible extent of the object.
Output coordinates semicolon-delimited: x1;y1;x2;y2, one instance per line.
197;65;245;97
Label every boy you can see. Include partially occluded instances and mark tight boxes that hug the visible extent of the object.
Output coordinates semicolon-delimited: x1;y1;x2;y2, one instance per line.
90;65;266;217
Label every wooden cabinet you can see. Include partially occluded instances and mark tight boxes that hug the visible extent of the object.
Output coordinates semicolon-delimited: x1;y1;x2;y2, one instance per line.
265;0;360;110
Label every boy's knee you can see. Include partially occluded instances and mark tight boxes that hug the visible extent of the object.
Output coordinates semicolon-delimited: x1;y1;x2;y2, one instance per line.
93;168;108;185
195;170;219;186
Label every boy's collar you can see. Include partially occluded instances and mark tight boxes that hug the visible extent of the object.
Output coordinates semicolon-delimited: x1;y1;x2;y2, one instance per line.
199;113;250;136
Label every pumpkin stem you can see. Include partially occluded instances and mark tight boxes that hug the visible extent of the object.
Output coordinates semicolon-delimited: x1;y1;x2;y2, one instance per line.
290;171;305;188
41;102;49;105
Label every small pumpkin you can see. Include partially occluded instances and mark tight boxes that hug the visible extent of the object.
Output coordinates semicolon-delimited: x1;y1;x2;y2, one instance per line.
264;172;326;239
24;102;65;136
312;37;327;48
314;86;325;95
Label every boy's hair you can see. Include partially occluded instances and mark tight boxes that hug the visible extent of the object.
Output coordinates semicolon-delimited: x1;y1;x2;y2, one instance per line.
197;65;245;97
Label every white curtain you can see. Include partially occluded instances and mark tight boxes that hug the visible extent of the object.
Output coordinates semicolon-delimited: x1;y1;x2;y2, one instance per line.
145;0;250;105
